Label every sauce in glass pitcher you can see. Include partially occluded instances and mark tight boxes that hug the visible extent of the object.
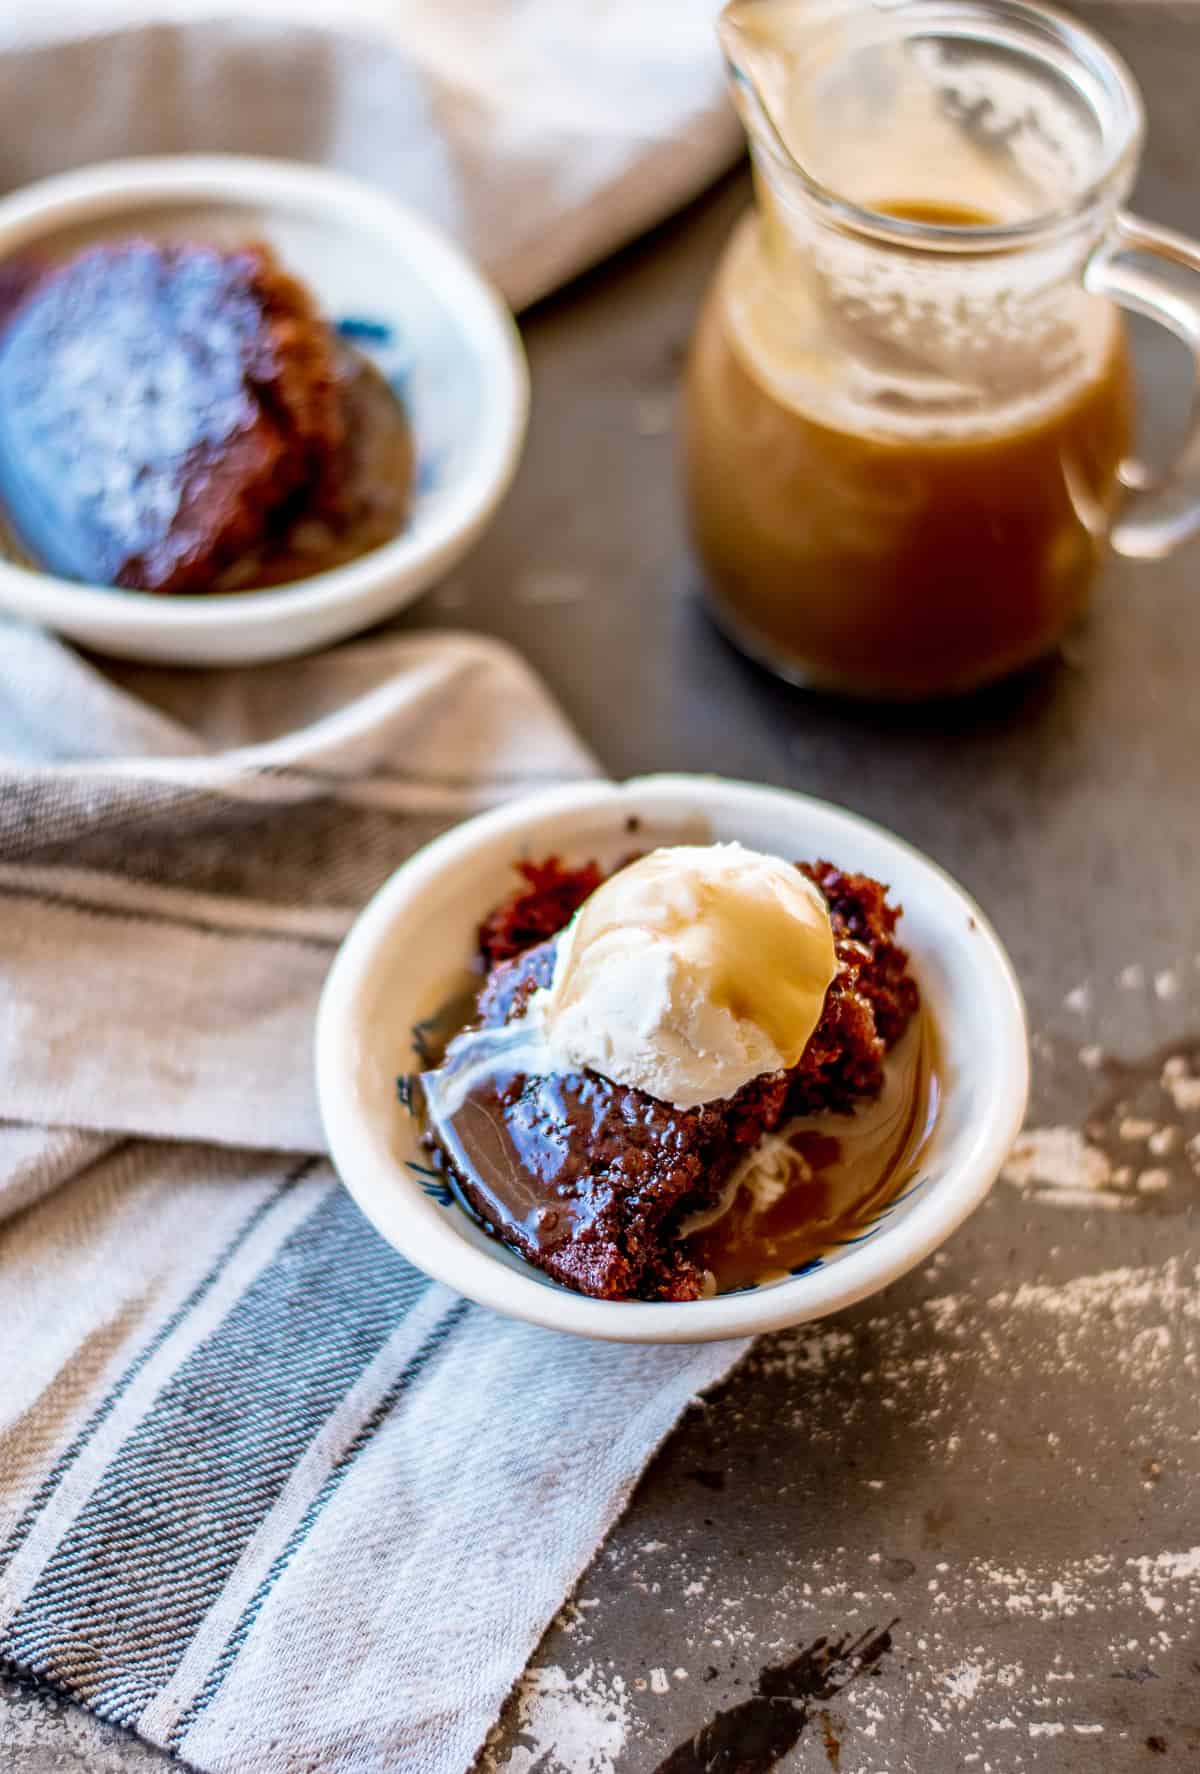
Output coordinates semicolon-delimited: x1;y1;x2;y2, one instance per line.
684;199;1133;697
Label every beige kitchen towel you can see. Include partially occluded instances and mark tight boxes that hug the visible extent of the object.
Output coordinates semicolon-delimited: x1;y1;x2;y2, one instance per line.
0;622;752;1774
0;10;750;1768
0;2;740;309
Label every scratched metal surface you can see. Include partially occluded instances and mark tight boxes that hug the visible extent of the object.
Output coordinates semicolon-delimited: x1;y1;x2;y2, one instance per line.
4;2;1199;1770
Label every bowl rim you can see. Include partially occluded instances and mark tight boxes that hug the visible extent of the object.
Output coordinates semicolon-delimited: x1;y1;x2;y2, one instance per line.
316;774;1031;1343
0;153;529;639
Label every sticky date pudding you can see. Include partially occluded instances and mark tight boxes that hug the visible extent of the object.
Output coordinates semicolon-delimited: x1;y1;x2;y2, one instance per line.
406;847;935;1304
0;239;412;594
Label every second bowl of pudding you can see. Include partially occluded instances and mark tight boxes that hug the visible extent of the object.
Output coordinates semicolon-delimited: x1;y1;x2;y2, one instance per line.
0;155;528;665
316;774;1029;1342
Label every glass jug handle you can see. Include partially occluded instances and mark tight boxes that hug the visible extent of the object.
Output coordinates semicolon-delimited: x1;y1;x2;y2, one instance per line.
1086;213;1200;561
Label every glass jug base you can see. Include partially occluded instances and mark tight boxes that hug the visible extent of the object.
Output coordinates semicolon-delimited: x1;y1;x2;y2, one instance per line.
701;583;1067;702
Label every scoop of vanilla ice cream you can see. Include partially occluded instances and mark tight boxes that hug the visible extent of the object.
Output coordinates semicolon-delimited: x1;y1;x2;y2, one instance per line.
532;842;837;1109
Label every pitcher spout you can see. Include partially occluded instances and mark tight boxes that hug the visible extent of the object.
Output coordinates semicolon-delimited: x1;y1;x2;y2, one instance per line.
717;0;855;186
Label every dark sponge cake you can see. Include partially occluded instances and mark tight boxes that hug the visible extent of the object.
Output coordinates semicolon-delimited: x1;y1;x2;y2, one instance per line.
478;856;604;972
418;857;919;1303
442;1055;790;1302
0;240;343;593
788;861;920;1114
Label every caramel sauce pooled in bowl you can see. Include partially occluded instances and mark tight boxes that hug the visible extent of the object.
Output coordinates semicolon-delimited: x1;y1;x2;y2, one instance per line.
684;1012;939;1293
684;199;1134;698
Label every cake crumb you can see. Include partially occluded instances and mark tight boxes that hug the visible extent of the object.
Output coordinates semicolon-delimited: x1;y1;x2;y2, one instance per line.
1160;1055;1200;1111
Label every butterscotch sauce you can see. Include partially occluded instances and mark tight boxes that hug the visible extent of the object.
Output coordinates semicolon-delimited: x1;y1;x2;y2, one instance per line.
684;201;1134;696
877;200;999;228
684;1013;939;1292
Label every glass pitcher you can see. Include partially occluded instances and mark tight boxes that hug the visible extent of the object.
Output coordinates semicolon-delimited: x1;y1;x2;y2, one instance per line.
682;0;1200;698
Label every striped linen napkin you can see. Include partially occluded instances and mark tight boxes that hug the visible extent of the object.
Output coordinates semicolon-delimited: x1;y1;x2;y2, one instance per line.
0;10;749;1759
0;624;750;1771
0;3;740;312
0;10;747;1767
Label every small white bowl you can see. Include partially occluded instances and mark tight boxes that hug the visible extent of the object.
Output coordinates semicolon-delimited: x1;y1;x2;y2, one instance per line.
316;775;1029;1343
0;155;528;665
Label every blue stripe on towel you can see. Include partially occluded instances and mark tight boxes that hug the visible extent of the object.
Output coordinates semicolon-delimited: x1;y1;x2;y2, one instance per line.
0;1156;317;1572
3;1188;434;1726
169;1296;470;1752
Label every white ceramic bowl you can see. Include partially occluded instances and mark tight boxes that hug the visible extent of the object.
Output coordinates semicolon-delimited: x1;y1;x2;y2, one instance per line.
0;155;528;665
316;775;1029;1343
